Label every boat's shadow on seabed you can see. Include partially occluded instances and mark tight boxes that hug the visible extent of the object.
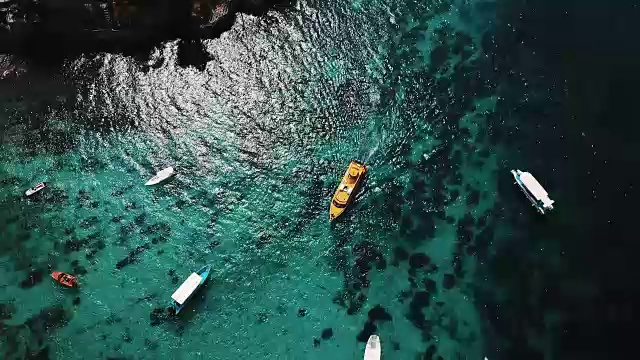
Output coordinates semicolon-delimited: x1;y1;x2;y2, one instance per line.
149;281;214;333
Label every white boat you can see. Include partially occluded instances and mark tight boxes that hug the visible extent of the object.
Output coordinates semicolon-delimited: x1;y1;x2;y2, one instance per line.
364;335;381;360
170;265;212;315
511;169;554;214
25;182;47;197
145;167;176;186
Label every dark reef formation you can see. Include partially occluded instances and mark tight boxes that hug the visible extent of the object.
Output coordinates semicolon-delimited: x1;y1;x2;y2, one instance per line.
19;269;45;289
0;305;72;359
356;305;392;342
332;241;386;317
0;0;294;65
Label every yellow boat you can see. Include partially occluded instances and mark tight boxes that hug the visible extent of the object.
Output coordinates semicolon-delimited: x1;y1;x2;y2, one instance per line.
330;160;367;221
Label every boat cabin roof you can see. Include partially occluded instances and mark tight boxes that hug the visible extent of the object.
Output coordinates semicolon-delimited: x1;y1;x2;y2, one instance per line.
336;190;350;201
520;172;554;207
171;273;202;305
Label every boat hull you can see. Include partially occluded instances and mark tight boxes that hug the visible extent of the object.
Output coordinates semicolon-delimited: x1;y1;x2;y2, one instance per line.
145;167;176;186
364;335;381;360
51;272;78;288
25;182;47;197
329;160;367;221
170;265;212;315
511;169;554;214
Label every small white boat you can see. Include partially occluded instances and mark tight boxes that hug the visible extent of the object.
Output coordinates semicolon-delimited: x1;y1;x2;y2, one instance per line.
170;265;212;315
145;167;176;186
25;182;47;197
364;335;381;360
511;169;554;214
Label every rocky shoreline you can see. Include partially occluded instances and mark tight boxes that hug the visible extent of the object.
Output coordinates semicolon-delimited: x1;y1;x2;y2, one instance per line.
0;0;291;58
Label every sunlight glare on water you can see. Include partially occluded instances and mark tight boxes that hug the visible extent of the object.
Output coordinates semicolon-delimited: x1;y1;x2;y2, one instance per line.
0;0;505;359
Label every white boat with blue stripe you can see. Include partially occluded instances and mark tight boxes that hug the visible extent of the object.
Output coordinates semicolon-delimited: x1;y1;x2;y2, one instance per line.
170;265;212;315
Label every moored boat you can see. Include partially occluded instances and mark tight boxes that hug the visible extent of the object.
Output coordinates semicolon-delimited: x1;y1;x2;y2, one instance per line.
511;169;554;214
364;335;381;360
145;167;176;186
169;265;212;315
25;182;47;197
51;272;78;288
330;160;367;221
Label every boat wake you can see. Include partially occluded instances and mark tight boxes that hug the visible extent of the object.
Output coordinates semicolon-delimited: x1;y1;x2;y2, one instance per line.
363;138;380;164
359;127;385;165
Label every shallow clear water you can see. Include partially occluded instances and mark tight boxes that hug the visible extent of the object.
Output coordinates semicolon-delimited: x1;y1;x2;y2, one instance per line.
1;0;515;358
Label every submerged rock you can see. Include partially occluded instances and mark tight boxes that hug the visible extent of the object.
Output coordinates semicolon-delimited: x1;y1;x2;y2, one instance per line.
115;243;151;270
321;328;333;340
134;213;147;226
0;303;14;319
256;312;268;324
443;274;456;289
424;278;437;293
106;314;122;325
144;339;159;350
424;344;437;360
255;232;272;249
80;216;100;229
19;269;44;289
332;289;367;315
151;236;168;244
76;190;90;201
408;291;431;330
149;307;169;327
111;190;124;197
111;216;123;223
94;239;106;250
467;189;480;206
356;321;377;342
26;346;50;360
0;305;69;359
393;246;409;262
349;293;367;315
141;222;171;236
27;306;71;330
409;253;430;269
64;238;90;254
397;290;412;303
368;305;392;322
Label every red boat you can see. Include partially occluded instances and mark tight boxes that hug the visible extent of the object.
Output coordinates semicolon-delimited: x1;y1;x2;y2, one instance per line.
51;272;78;288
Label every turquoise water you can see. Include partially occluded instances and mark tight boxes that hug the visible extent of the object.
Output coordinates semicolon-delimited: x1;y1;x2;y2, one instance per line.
0;0;506;359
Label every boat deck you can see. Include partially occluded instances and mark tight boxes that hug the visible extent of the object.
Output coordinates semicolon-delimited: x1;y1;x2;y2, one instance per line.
171;273;202;305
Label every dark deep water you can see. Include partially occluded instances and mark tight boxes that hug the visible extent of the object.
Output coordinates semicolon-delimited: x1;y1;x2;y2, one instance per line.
484;0;640;358
1;0;640;359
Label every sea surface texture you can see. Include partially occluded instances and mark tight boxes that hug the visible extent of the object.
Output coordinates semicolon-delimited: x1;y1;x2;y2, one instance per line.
2;0;639;359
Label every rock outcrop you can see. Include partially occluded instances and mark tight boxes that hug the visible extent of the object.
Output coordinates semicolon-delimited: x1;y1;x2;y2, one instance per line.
0;0;291;58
